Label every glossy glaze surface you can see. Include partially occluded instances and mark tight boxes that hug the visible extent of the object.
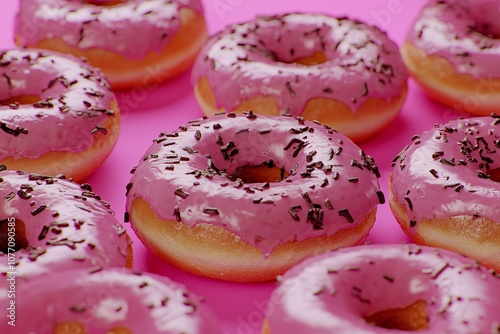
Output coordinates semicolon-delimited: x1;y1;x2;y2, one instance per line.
0;267;223;333
0;49;117;159
0;1;475;333
391;115;500;223
15;0;204;59
192;13;407;115
407;0;500;78
266;244;500;333
0;168;130;288
126;113;384;255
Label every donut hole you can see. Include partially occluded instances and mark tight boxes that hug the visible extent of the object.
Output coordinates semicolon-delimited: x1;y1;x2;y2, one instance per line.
364;300;429;331
0;94;41;106
280;51;329;66
0;218;29;254
258;23;330;66
472;21;500;39
53;321;131;334
488;168;500;182
469;1;500;39
53;321;85;334
229;160;290;183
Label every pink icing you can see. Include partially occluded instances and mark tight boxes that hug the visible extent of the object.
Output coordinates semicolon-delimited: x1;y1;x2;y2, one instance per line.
0;168;130;289
0;49;117;159
0;267;223;333
266;244;500;333
391;115;500;224
125;113;384;256
191;13;408;116
407;0;500;78
15;0;204;59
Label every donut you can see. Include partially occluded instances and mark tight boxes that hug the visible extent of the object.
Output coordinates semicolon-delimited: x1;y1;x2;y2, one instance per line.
0;267;223;333
191;13;408;142
0;49;120;182
0;166;132;289
125;113;384;282
402;0;500;115
15;0;208;90
390;115;500;271
263;244;500;334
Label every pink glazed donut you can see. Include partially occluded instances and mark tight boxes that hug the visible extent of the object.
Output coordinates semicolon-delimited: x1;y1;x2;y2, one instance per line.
0;166;132;289
390;115;500;271
192;13;408;142
0;49;120;182
402;0;500;115
0;267;223;333
263;244;500;334
15;0;208;89
125;113;384;282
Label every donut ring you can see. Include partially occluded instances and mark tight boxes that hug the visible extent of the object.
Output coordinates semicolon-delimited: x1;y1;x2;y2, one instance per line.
125;113;384;282
263;244;500;334
0;267;223;333
0;166;132;288
0;49;120;182
192;13;408;142
390;115;500;271
15;0;208;89
402;0;500;115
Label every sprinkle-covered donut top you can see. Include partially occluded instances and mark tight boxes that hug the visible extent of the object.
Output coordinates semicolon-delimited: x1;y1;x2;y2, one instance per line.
266;244;500;333
126;113;384;255
0;268;223;333
0;49;117;160
16;0;204;59
391;115;500;223
407;0;500;78
0;167;131;284
191;13;407;115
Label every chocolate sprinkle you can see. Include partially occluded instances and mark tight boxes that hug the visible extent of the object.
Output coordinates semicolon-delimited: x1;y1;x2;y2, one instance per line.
431;262;449;279
203;207;220;215
1;122;28;137
174;188;189;199
325;198;334;210
31;205;47;216
338;209;353;223
173;207;181;222
383;275;394;283
38;225;49;241
288;205;302;221
429;169;439;178
432;151;445;159
403;196;413;210
70;306;86;314
439;158;456;166
194;130;201;141
376;190;385;204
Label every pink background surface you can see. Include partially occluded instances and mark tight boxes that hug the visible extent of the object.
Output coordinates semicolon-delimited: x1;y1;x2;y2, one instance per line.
1;1;466;333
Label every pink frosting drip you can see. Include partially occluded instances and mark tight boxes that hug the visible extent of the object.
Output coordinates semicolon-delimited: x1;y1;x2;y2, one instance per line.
407;0;500;78
15;0;204;59
126;113;383;256
391;116;500;224
266;244;500;333
0;169;130;288
191;13;407;116
0;49;117;159
0;268;223;333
